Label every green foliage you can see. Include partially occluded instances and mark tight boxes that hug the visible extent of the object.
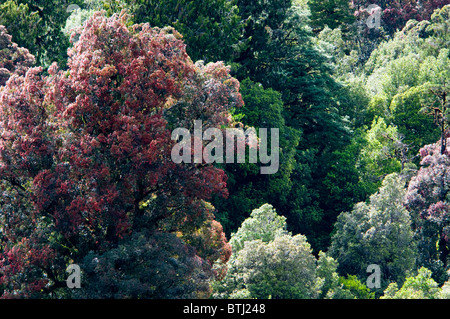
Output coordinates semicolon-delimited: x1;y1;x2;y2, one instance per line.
212;79;299;233
235;0;347;144
120;0;242;63
316;251;340;298
358;117;403;187
390;85;440;160
0;0;84;68
205;0;355;253
361;14;450;164
215;234;320;299
62;0;143;40
381;267;441;299
322;132;370;217
63;6;96;38
308;0;355;32
331;275;375;299
238;235;320;299
71;230;215;298
2;0;450;300
419;48;450;87
330;173;418;290
425;5;450;56
315;251;376;299
233;0;299;84
316;26;361;78
63;0;242;64
438;276;450;299
229;204;289;253
315;117;406;252
0;1;40;62
213;204;320;299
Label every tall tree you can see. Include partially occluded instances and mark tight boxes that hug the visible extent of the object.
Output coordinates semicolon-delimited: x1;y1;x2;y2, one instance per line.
330;173;418;291
418;49;450;155
0;12;241;298
119;0;243;63
213;204;320;299
232;0;352;252
308;0;355;32
212;79;299;233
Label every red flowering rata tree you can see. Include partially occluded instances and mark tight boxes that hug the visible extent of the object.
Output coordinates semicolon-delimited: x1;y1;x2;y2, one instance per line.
0;12;240;298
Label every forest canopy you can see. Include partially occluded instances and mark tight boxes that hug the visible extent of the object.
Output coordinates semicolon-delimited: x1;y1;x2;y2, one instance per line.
1;0;450;299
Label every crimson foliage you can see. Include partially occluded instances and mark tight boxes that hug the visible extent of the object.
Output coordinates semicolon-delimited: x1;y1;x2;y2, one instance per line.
0;12;238;298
